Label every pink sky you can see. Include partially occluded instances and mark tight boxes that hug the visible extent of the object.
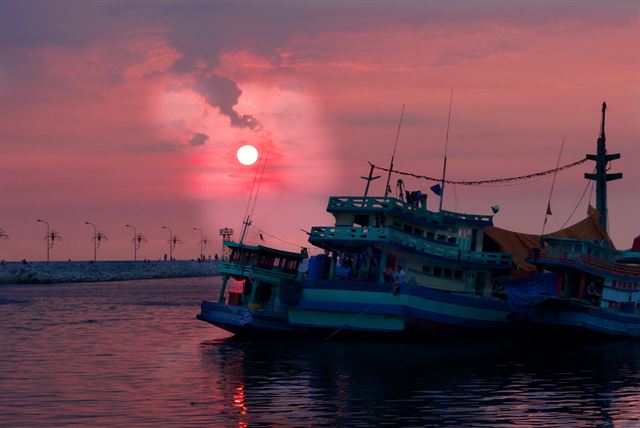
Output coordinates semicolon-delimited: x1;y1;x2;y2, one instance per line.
0;1;639;261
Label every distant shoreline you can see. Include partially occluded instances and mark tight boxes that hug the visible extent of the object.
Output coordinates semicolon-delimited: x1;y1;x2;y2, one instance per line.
0;260;221;284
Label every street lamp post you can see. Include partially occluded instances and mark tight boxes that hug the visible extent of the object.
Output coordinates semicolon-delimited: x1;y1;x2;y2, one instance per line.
126;224;137;261
85;221;97;262
193;227;206;259
36;219;50;262
162;226;173;261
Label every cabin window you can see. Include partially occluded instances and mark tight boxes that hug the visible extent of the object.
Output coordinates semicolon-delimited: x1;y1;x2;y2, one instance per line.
437;235;446;241
354;214;370;227
403;224;412;233
426;231;435;240
433;266;442;277
454;270;463;280
447;237;456;244
393;220;402;228
443;268;453;279
422;265;432;274
414;227;424;237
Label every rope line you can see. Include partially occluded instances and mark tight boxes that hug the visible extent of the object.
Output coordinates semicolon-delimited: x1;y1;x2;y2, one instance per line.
249;224;306;249
560;170;595;230
368;157;588;186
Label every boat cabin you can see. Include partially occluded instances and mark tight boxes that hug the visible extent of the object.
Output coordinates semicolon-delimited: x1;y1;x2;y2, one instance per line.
218;242;308;311
226;241;306;275
308;195;512;296
533;237;640;312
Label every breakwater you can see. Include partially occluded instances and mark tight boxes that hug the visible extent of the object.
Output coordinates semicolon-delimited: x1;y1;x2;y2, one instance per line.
0;260;220;284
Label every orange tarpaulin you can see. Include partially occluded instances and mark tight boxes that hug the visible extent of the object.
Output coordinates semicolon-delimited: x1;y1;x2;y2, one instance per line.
483;206;612;271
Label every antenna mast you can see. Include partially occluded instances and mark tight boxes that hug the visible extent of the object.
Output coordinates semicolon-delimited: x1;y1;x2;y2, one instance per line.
585;101;622;232
439;89;454;211
384;104;405;198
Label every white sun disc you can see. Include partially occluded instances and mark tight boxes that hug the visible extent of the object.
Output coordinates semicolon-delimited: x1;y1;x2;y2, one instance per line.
236;145;259;166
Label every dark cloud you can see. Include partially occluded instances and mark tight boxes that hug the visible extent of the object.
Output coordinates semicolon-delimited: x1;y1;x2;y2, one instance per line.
188;132;209;146
193;75;260;130
2;1;637;71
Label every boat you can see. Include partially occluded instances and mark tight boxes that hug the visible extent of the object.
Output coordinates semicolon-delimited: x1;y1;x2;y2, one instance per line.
504;103;640;336
288;197;516;337
508;233;640;336
197;241;310;335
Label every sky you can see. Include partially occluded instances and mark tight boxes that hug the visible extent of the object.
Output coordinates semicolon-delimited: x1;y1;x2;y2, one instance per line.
0;0;639;261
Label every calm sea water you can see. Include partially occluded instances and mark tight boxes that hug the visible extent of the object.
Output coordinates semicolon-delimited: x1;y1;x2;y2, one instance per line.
1;277;640;427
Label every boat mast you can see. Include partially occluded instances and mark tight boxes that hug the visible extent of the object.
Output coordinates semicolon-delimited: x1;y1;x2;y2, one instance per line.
361;163;381;198
439;89;454;211
584;102;622;232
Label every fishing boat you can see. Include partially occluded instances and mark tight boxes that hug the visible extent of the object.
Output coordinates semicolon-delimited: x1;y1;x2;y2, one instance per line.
504;103;640;337
197;241;309;335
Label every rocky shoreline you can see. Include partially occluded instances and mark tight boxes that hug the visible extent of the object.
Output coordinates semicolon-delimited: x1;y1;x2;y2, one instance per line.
0;260;221;284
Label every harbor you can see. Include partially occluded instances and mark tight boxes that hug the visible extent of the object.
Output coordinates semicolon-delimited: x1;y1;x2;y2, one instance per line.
2;1;638;426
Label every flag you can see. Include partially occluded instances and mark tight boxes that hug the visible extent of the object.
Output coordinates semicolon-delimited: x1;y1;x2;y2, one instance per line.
546;202;552;216
430;184;442;196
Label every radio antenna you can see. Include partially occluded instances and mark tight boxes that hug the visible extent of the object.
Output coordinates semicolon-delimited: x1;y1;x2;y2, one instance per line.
439;89;454;211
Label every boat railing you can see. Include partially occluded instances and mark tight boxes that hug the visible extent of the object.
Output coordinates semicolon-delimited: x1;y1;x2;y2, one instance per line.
327;196;493;225
535;248;640;276
309;225;511;266
440;210;494;224
542;238;620;261
328;196;432;217
219;261;298;279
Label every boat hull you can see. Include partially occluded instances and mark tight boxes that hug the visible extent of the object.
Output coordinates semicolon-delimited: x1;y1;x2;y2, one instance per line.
287;279;519;337
511;298;640;337
197;301;307;336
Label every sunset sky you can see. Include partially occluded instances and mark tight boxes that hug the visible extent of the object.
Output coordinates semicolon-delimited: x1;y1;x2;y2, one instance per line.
1;1;638;261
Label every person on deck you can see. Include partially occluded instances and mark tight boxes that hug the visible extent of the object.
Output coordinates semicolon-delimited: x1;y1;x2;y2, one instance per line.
391;265;406;295
586;281;601;305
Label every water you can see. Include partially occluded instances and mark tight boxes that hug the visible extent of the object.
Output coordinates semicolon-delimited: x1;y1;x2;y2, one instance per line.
1;277;640;427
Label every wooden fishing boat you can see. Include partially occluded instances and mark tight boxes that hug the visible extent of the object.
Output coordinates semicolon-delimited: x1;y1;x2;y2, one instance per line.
198;241;310;335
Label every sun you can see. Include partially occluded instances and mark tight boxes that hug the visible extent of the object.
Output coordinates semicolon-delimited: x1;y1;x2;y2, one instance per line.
236;145;259;166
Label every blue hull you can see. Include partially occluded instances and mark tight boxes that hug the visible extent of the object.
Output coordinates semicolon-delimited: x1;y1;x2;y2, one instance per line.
288;279;519;337
198;301;307;336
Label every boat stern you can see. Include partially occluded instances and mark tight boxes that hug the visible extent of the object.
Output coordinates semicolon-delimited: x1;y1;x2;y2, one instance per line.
197;300;255;333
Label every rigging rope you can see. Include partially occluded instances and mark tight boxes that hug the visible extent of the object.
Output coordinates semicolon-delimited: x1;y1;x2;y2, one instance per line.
368;157;588;186
249;224;305;249
559;177;593;230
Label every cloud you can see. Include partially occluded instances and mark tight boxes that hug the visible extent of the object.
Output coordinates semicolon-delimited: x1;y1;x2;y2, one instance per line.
188;132;209;146
192;74;261;130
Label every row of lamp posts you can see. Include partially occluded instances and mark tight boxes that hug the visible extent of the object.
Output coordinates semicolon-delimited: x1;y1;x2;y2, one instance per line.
34;219;208;262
